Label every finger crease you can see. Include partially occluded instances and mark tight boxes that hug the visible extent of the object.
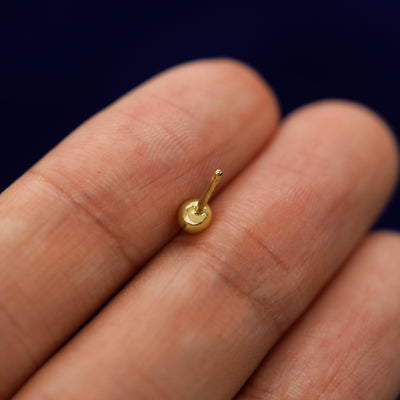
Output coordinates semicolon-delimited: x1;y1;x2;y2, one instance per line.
27;169;133;272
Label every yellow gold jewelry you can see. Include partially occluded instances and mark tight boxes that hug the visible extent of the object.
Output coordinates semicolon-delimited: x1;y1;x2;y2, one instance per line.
178;169;223;234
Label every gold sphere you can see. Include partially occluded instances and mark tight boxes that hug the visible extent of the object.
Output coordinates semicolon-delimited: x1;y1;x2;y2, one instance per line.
178;199;213;234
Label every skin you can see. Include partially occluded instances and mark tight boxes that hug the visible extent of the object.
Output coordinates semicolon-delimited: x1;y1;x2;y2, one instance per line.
0;58;399;399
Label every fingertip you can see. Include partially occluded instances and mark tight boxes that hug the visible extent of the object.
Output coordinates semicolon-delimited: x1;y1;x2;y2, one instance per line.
359;230;400;263
195;57;281;121
139;57;281;129
283;99;399;195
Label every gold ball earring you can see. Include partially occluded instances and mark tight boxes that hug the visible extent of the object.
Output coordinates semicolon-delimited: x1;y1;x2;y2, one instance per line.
178;169;223;234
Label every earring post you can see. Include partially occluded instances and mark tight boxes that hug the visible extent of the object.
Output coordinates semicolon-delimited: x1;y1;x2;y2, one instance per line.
195;169;223;213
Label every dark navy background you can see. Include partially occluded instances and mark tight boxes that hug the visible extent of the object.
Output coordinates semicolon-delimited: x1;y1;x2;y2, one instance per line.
1;1;399;230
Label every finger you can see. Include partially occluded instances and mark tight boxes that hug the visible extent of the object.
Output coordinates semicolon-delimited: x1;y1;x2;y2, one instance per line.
14;101;399;400
235;232;400;400
0;59;280;398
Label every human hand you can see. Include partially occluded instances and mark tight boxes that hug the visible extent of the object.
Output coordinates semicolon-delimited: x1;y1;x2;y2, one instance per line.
1;59;399;399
